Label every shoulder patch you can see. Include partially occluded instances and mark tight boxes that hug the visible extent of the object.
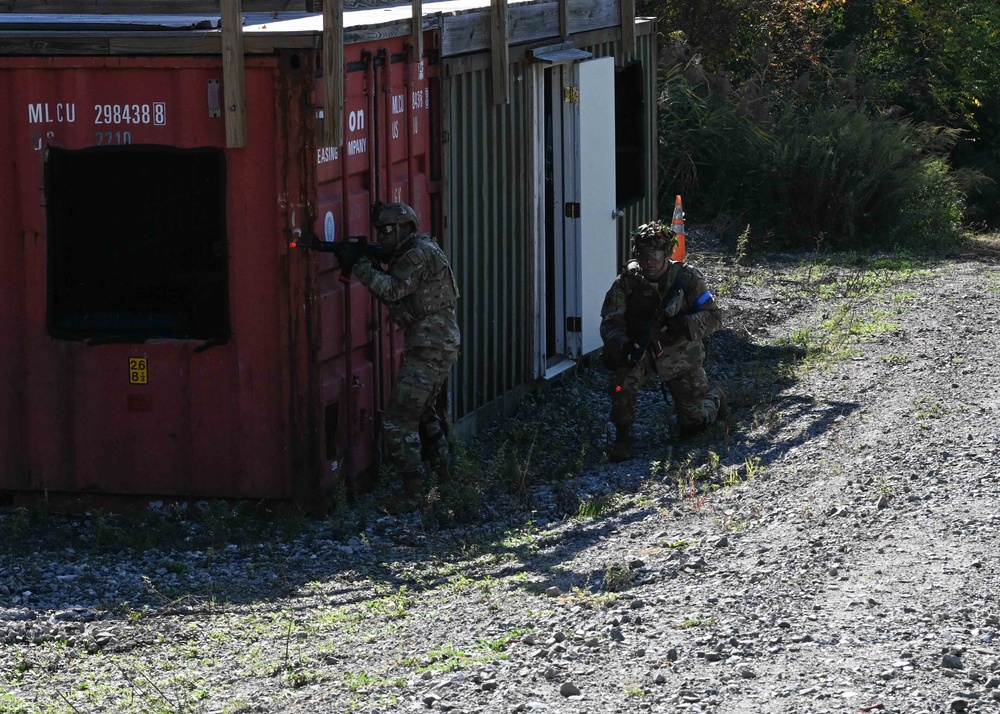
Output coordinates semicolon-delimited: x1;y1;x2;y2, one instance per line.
399;248;422;268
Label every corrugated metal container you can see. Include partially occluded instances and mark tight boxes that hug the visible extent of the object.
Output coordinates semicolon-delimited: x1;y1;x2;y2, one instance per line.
0;36;436;506
442;23;658;433
442;63;535;426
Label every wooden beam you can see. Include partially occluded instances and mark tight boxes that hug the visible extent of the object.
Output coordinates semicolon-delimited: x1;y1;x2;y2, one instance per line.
442;20;653;76
322;0;344;147
0;21;464;56
410;0;422;61
0;31;320;54
221;0;247;148
558;0;567;39
489;0;508;104
114;33;317;53
0;34;111;53
620;0;635;57
441;0;618;57
0;0;403;12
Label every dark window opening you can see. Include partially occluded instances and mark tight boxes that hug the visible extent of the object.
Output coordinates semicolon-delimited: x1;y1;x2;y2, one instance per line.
45;145;229;341
615;61;646;208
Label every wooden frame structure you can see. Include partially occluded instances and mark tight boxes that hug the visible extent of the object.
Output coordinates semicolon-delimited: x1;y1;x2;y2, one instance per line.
220;0;247;146
3;0;653;452
490;0;508;103
2;0;639;126
321;0;344;147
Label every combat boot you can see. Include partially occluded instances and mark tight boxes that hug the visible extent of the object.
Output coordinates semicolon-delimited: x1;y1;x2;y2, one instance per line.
678;421;707;440
402;470;424;496
711;386;729;421
379;471;425;514
431;457;451;483
608;425;633;463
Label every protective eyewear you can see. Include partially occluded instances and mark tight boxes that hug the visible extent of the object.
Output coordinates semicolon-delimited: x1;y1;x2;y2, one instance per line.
637;249;666;263
377;224;396;235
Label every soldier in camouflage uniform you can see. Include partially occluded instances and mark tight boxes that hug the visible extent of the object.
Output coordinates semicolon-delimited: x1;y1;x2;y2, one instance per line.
347;203;461;502
600;221;726;463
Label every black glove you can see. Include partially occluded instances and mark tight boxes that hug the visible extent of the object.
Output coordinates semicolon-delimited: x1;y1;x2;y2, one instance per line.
331;242;365;276
602;338;638;369
662;315;689;342
365;243;392;265
623;341;643;366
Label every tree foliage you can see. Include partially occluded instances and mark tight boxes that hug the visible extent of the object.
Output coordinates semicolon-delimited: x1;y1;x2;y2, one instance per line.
644;0;1000;230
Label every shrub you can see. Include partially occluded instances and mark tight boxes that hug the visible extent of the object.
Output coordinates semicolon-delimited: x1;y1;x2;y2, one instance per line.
759;104;966;249
657;65;770;218
658;71;970;250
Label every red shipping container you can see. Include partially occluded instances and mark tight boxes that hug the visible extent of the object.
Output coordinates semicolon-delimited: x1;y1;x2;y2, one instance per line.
0;37;437;509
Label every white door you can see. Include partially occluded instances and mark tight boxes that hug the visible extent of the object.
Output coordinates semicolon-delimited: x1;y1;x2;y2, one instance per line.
530;56;618;377
575;56;618;357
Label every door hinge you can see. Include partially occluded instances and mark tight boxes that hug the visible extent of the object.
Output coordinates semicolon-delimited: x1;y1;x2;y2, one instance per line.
564;202;580;218
563;86;579;103
566;316;582;333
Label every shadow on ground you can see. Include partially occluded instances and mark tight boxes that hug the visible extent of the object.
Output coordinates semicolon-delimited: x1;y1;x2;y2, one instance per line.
0;256;872;617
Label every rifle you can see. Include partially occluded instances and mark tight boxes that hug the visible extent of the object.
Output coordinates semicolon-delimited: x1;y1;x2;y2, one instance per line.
289;232;391;283
610;278;688;396
628;287;687;363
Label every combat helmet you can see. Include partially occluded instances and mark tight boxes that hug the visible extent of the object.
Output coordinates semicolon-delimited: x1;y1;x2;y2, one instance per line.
630;221;678;258
373;202;420;235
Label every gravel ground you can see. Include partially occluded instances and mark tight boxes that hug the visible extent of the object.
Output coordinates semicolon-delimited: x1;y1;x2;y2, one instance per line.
3;232;1000;714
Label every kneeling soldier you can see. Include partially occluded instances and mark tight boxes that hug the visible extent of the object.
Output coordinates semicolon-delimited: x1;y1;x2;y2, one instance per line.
599;221;727;462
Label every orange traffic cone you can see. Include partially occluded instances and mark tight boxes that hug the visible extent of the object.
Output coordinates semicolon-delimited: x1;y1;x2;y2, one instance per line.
671;195;686;261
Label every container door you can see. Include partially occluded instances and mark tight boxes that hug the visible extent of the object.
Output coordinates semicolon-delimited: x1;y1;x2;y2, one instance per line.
311;49;384;493
0;69;26;488
576;57;618;357
533;56;617;375
537;63;576;377
309;38;436;495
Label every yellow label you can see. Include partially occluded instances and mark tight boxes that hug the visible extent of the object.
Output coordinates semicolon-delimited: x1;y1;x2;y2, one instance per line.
128;357;148;385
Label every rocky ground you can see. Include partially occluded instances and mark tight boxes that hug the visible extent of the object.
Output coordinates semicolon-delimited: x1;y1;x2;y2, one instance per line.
2;232;1000;714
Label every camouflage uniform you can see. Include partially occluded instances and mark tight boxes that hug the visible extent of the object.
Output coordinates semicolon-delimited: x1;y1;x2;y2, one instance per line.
600;257;724;445
352;232;461;480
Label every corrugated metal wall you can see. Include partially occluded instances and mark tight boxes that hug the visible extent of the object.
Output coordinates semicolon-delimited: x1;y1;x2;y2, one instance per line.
443;64;534;431
444;27;658;433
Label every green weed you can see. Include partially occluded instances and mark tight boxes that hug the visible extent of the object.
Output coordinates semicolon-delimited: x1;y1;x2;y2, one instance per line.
479;627;534;652
577;493;614;519
913;396;953;420
566;586;619;609
344;670;400;692
600;564;637;593
0;694;29;714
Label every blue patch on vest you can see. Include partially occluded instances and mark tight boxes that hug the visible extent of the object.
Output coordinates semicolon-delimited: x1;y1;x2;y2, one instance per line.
695;291;713;307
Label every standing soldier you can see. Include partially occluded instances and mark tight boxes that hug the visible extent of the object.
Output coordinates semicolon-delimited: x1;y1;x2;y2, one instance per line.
600;221;726;462
340;202;461;507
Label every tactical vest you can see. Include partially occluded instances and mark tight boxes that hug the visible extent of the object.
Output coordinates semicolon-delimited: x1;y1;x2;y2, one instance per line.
396;234;460;319
622;260;687;342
